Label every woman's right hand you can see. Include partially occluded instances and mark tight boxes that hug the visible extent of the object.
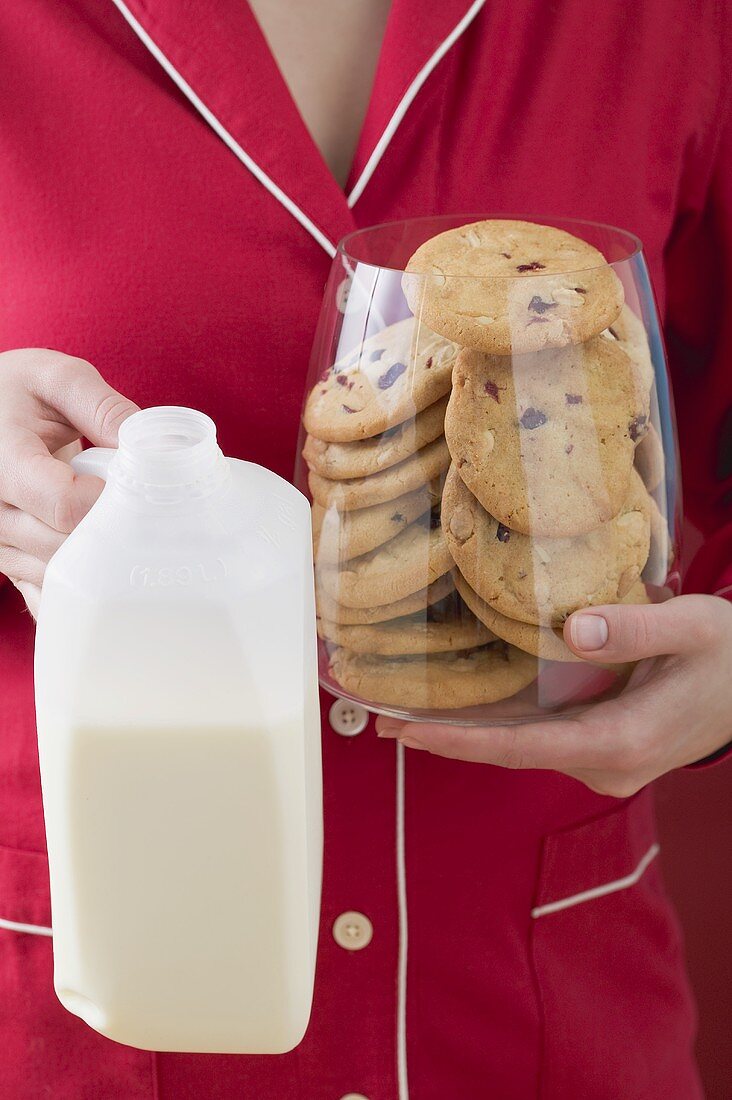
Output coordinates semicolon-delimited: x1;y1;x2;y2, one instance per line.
0;349;139;616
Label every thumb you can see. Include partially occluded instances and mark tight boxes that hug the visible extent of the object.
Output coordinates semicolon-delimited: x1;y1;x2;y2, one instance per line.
563;594;721;662
28;351;139;447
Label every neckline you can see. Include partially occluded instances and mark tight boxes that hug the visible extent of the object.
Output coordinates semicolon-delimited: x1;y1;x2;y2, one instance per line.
245;0;392;195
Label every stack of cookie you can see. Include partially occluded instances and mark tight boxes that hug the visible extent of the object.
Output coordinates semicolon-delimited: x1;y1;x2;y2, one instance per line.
403;219;666;663
302;316;538;709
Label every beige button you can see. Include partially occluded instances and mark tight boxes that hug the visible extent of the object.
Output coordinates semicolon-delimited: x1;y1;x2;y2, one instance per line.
329;697;369;736
332;911;373;951
339;1094;369;1100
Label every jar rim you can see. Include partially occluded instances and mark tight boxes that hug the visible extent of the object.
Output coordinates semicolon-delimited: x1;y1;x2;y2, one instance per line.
337;214;642;276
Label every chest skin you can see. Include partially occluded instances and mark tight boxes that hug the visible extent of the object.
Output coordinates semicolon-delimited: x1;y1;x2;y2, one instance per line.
248;0;392;186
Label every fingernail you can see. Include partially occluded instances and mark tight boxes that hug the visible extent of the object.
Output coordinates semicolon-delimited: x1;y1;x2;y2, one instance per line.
399;736;425;751
570;613;609;651
376;722;402;739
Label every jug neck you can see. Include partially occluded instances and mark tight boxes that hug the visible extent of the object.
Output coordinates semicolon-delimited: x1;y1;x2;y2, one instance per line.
109;407;230;506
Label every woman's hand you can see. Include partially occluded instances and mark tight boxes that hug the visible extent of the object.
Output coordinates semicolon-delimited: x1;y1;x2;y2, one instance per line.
0;349;138;616
376;594;732;796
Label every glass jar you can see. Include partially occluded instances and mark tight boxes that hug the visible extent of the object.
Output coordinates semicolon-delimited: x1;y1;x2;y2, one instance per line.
295;216;679;724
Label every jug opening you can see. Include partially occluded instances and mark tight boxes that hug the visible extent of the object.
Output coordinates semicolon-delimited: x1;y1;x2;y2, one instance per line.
116;407;225;489
120;407;215;455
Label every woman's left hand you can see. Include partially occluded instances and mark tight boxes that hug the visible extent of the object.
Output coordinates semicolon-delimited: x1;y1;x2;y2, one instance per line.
376;594;732;797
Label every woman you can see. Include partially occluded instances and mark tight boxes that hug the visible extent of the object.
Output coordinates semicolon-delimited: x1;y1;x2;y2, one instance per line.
1;1;730;1097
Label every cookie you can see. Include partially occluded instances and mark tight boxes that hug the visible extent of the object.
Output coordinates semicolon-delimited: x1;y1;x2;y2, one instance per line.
454;572;580;662
634;422;664;492
312;483;438;564
308;434;450;511
403;220;624;355
303;317;459;443
317;509;452;609
328;642;537;709
445;338;649;537
644;492;674;584
601;305;654;395
442;464;651;626
318;596;493;655
455;571;649;663
303;394;448;480
316;573;455;625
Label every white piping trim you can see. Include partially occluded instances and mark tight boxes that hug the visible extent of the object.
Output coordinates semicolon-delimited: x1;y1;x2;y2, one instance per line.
713;583;732;599
0;915;53;937
110;0;337;258
531;842;660;919
346;0;487;207
396;741;410;1100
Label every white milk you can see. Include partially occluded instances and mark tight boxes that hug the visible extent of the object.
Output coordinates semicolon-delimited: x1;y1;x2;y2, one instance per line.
34;407;322;1053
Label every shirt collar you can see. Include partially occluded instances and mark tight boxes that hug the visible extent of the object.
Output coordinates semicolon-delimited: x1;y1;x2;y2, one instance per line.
112;0;485;250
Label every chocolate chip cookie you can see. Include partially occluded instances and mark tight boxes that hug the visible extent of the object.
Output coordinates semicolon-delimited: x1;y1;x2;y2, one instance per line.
303;317;458;442
455;571;649;662
316;508;452;609
318;595;493;655
445;338;649;537
441;464;651;626
643;491;674;584
403;220;624;356
308;434;450;511
634;422;665;492
601;304;654;395
312;483;438;564
315;573;455;625
328;641;537;709
303;394;448;480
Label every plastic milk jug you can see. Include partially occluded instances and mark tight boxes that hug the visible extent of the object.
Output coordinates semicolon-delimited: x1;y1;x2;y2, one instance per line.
34;406;323;1053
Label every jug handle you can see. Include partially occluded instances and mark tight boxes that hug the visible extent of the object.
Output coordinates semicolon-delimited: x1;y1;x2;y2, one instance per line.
71;448;115;481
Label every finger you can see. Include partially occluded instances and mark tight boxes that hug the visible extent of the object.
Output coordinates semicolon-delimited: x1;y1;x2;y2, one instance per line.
0;426;104;532
376;717;403;736
0;547;47;587
564;594;727;663
53;439;82;464
12;579;41;619
20;350;139;447
377;714;616;772
0;502;66;561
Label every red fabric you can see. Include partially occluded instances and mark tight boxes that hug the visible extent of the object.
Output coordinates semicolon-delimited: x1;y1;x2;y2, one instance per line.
655;766;732;1100
1;0;730;1095
531;796;699;1098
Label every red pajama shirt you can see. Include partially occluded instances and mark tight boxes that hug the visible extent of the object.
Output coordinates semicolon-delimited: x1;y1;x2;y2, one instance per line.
1;2;730;1097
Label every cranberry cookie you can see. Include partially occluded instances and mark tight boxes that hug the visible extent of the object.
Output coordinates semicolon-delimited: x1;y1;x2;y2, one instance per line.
317;508;452;609
315;573;455;625
634;422;665;492
312;484;437;565
308;434;450;511
601;304;655;395
328;641;537;709
303;317;458;443
303;394;448;480
455;571;649;662
318;594;492;656
403;220;623;355
441;464;651;626
444;338;649;537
